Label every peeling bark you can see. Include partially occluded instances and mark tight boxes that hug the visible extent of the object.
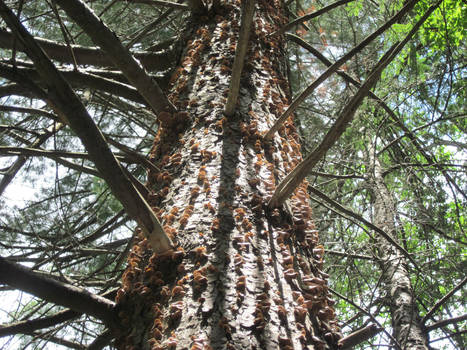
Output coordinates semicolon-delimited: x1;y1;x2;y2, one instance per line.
114;1;339;349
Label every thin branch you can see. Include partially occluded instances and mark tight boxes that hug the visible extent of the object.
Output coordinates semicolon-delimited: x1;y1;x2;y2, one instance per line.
53;0;176;115
425;313;467;332
264;0;419;141
0;105;57;120
125;5;176;50
106;137;160;173
224;0;255;117
338;324;383;350
0;83;41;99
0;309;80;337
268;0;440;208
124;0;188;10
269;41;400;207
330;287;402;350
29;331;85;350
422;275;467;325
0;28;175;71
0;123;64;196
326;250;374;260
272;0;355;37
0;256;118;327
308;170;365;180
306;185;419;269
0;1;173;253
86;329;114;350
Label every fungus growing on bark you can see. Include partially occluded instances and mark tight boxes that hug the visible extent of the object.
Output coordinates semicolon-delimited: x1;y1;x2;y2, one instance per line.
169;301;184;321
171;285;185;298
194;246;208;261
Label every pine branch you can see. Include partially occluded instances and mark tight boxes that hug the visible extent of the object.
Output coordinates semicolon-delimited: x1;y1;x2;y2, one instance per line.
338;324;383;349
330;287;402;350
425;313;467;332
272;0;355;36
0;0;174;253
306;184;419;270
0;310;80;337
52;0;176;115
0;123;64;196
268;0;440;210
124;0;188;10
269;41;400;207
224;0;255;117
86;329;114;350
0;256;118;327
422;275;467;325
264;0;419;141
0;105;56;119
0;29;175;71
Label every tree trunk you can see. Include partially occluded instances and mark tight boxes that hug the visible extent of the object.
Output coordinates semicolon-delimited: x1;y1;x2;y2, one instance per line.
368;145;429;350
114;1;340;349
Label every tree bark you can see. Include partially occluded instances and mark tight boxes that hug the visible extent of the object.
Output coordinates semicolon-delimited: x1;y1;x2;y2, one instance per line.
368;145;429;349
114;1;340;349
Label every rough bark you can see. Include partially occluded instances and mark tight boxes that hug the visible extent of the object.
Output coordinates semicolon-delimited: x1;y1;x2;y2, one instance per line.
369;147;429;350
114;1;340;349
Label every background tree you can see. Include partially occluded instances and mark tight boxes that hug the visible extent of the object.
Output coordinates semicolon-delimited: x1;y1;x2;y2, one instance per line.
0;0;465;349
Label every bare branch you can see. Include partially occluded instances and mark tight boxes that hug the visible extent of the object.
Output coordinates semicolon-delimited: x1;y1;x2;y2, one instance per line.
330;287;402;350
86;329;114;350
264;0;419;141
224;0;255;117
338;324;383;350
305;184;419;269
425;314;467;332
0;256;118;327
0;29;175;71
0;0;173;253
0;123;64;196
52;0;176;115
422;275;467;325
124;0;188;10
0;105;57;120
269;42;399;207
0;310;79;337
268;0;440;209
272;0;355;37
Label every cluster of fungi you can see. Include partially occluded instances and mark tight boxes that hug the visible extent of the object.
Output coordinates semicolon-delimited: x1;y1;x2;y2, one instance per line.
115;1;341;349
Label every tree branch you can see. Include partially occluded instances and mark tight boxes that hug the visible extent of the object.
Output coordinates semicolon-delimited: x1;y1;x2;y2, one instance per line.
0;310;80;337
0;256;118;327
224;0;255;116
52;0;176;115
269;41;399;207
86;329;114;350
124;0;188;10
305;184;419;269
330;287;402;350
422;275;467;325
425;313;467;332
0;28;175;71
0;123;64;196
272;0;354;36
268;0;439;209
338;324;383;350
0;0;173;253
264;0;419;141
